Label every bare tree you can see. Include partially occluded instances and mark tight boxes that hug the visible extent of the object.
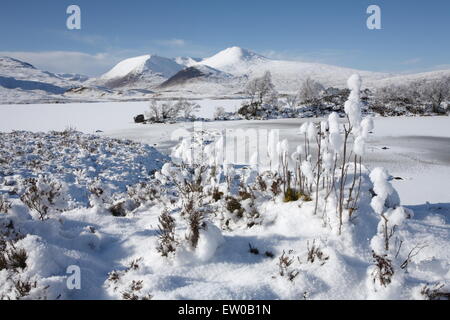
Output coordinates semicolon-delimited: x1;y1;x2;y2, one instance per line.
146;99;182;123
284;94;299;109
420;77;450;113
175;99;201;119
298;77;324;105
245;71;277;106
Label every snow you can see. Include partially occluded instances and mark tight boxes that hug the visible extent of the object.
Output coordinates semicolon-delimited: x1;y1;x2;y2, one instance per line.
361;117;374;139
174;56;201;67
306;122;317;142
300;159;314;183
353;136;366;156
198;47;268;74
0;99;244;133
192;223;225;263
344;74;363;130
101;55;153;80
0;56;71;88
1;102;449;205
101;54;183;81
370;167;399;214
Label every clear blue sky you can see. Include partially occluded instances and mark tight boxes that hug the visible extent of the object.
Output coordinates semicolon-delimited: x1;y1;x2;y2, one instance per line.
0;0;449;75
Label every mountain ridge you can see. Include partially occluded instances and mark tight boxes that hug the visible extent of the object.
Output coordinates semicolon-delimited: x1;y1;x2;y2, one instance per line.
1;47;450;104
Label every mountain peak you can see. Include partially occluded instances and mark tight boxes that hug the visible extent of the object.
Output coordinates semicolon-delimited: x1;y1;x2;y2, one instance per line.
198;47;267;74
98;54;184;88
0;56;36;70
219;46;259;58
101;55;152;80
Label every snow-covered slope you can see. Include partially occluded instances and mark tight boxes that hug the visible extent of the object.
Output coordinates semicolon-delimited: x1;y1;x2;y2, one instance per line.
159;64;245;97
196;47;390;92
198;46;268;75
0;56;70;87
160;65;233;87
56;73;90;83
174;56;201;68
155;46;391;94
96;55;184;89
372;69;450;87
0;56;79;104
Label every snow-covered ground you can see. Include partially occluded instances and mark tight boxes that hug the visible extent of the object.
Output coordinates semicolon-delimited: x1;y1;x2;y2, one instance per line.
100;116;450;207
1;100;449;300
1;101;449;219
0;99;243;133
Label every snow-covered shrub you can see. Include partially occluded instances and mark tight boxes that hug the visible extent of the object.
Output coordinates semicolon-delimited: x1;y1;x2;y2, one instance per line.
369;167;402;253
140;99;202;124
419;283;450;300
88;179;111;208
306;240;329;265
108;201;127;217
175;98;201;119
19;176;67;221
156;209;177;257
213;106;226;120
121;280;153;300
193;222;224;262
298;77;325;105
370;251;395;287
0;242;27;272
184;199;205;250
245;71;278;107
277;139;290;198
127;181;161;207
277;250;299;281
0;219;48;300
233;75;375;236
419;77;450;113
333;74;373;233
284;94;299;109
106;258;153;300
239;72;279;119
372;76;450;116
1;220;26;272
0;195;11;214
154;158;225;262
366;167;412;298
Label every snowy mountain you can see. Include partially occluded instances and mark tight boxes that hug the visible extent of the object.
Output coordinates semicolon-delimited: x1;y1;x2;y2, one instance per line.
95;54;184;89
155;47;393;94
374;69;450;87
0;56;81;104
197;46;268;75
0;56;71;90
1;47;450;104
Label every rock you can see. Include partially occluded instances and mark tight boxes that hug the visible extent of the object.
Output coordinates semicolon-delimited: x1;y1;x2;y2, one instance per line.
109;202;127;217
134;114;145;123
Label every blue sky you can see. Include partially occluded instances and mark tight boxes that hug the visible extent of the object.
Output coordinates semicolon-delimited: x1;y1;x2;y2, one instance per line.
0;0;449;76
